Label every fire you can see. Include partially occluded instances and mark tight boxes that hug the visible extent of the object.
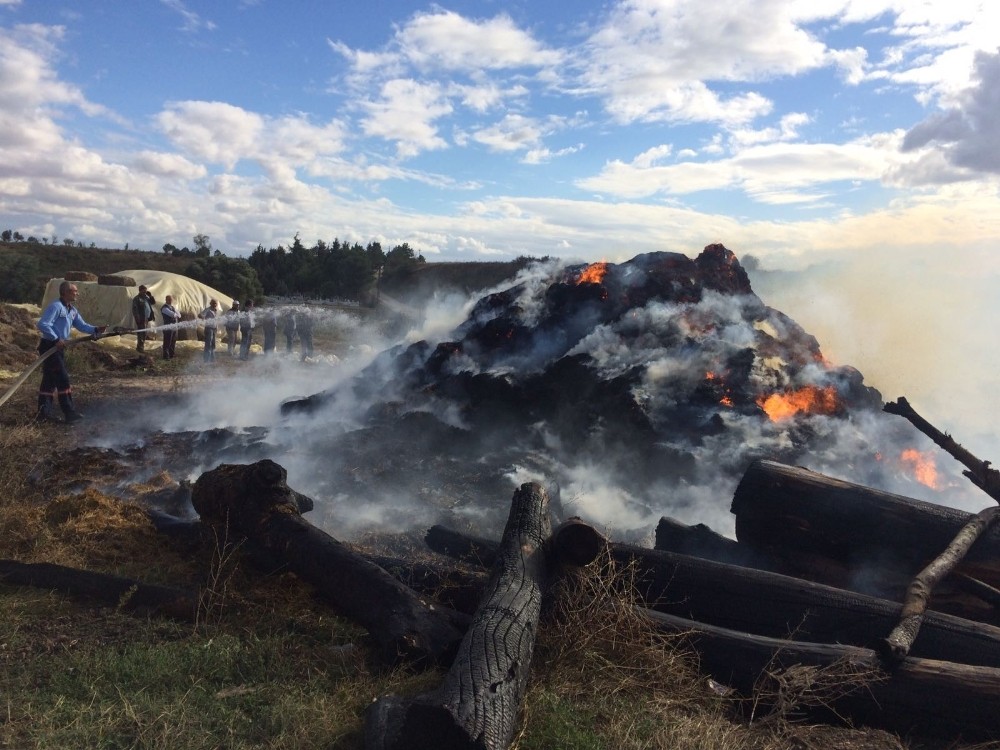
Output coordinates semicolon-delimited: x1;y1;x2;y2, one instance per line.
756;386;839;421
901;448;940;489
577;261;608;285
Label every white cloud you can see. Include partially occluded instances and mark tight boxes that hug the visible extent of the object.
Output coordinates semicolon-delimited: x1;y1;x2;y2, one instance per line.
160;0;216;33
156;101;347;170
359;78;451;158
394;9;563;72
578;0;833;125
901;49;1000;176
132;151;208;180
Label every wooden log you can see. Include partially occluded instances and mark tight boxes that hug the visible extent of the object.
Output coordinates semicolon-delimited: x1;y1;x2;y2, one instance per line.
191;459;466;666
654;516;782;571
0;559;196;620
550;517;608;567
644;608;1000;742
653;514;998;623
610;543;1000;668
366;482;552;750
731;459;1000;591
883;505;1000;662
425;525;498;567
426;523;1000;668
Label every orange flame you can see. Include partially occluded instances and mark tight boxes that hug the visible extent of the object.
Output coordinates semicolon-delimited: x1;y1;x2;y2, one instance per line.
757;386;839;421
577;261;608;285
901;449;940;489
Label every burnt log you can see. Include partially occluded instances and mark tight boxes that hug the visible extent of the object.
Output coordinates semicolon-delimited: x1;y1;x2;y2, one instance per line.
654;515;998;623
654;516;780;570
732;459;1000;593
883;505;1000;663
644;608;1000;742
191;459;466;666
550;517;608;567
366;482;552;750
426;523;1000;668
425;525;499;568
0;560;196;620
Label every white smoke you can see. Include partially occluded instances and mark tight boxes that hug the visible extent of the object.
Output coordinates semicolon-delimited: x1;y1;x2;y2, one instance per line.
83;251;998;546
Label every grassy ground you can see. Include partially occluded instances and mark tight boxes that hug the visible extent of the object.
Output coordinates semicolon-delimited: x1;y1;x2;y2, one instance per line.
0;322;963;750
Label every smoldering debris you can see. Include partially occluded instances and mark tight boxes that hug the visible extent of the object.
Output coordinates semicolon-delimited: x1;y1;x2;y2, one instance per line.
79;245;996;542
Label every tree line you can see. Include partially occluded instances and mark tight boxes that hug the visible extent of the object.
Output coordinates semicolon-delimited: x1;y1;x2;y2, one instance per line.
0;230;426;306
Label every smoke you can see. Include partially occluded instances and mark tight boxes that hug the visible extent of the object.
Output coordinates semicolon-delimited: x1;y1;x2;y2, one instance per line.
85;251;998;548
747;245;1000;484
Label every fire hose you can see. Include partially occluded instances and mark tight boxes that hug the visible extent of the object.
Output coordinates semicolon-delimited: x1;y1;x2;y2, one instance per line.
0;326;139;412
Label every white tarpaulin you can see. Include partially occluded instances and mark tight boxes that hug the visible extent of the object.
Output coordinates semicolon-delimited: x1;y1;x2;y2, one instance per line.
41;270;235;330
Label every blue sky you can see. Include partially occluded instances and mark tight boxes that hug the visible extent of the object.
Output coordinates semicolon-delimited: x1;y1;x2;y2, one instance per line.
3;1;1000;475
2;0;998;265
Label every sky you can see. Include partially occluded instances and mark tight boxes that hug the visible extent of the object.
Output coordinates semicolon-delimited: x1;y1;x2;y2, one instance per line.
3;0;1000;460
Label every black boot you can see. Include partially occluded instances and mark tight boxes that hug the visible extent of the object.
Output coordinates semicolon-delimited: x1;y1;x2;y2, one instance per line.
35;397;60;423
59;393;83;423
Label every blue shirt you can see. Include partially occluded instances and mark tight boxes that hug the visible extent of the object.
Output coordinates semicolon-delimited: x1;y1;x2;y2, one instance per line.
37;299;97;341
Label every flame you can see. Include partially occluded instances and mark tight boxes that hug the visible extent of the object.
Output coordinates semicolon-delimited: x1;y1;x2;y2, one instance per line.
577;261;608;285
757;386;839;421
901;448;940;489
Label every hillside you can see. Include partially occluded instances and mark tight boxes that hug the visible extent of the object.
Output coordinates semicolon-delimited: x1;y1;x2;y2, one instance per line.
0;242;196;304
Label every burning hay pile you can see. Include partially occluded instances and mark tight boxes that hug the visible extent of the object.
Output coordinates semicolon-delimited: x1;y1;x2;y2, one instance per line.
4;244;999;747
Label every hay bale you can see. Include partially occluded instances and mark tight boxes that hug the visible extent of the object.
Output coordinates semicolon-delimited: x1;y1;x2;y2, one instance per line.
63;271;98;282
98;274;136;287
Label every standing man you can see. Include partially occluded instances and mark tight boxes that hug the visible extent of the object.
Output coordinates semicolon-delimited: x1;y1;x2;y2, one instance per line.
160;295;179;360
261;307;278;355
36;281;106;423
238;299;255;360
198;299;219;363
131;284;154;352
280;308;296;353
296;309;314;360
224;300;240;357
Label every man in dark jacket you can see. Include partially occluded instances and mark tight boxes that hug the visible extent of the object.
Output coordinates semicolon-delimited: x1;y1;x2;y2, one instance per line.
132;285;155;352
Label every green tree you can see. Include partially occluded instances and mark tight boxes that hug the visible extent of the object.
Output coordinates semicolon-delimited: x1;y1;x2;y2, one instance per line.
184;254;263;302
0;253;41;303
163;243;178;255
1;230;12;243
193;233;212;258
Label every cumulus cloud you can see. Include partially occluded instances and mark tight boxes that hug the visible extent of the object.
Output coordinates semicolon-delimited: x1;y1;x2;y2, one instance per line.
577;133;908;200
901;49;1000;176
577;0;834;125
395;9;564;71
359;79;451;158
156;101;347;170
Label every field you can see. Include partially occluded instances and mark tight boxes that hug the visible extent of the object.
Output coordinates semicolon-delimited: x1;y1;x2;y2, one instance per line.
0;304;962;750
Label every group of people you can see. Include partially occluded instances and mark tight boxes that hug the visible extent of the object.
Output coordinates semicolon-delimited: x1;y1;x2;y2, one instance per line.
197;300;315;363
34;279;319;424
130;284;180;360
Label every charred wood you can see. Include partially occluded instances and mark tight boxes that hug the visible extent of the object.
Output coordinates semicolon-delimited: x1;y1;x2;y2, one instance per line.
550;517;608;567
191;459;466;666
362;554;488;616
425;523;1000;668
731;460;1000;593
609;543;1000;669
425;525;499;568
885;397;1000;501
644;608;1000;742
653;514;997;623
654;516;780;571
0;559;196;620
366;483;552;750
883;505;1000;663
